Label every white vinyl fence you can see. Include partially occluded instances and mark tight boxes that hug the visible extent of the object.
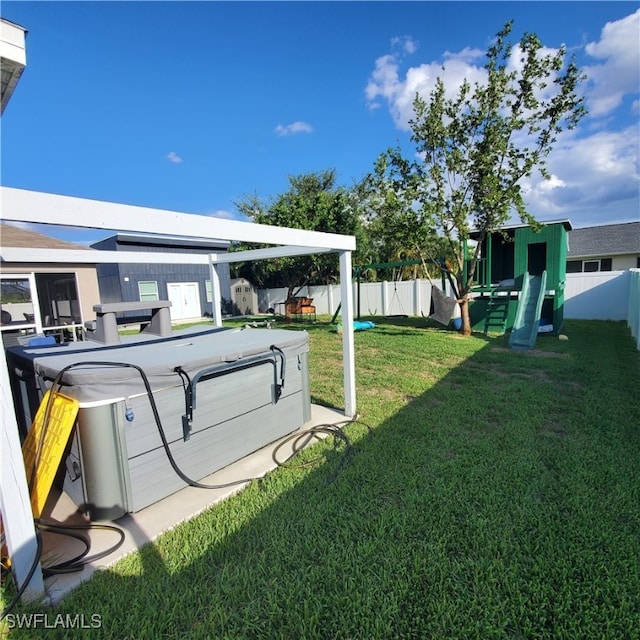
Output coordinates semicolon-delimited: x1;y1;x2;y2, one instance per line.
259;270;640;349
259;279;452;320
627;270;640;350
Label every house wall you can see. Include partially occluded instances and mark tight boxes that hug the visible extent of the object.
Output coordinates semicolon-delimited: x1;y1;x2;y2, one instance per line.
0;263;100;323
612;255;637;270
568;253;639;272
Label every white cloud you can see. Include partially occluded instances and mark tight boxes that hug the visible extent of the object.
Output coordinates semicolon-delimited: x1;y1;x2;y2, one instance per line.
166;151;183;164
274;121;313;136
522;126;639;223
391;35;418;55
365;41;485;130
204;209;243;221
584;9;640;117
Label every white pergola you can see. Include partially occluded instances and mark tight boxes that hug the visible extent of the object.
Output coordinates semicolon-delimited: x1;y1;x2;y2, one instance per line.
0;186;357;603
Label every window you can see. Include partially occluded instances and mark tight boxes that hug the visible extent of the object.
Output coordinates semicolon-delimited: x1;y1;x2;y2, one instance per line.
1;272;83;336
1;275;36;330
205;280;212;303
138;281;159;301
583;261;599;273
566;258;614;273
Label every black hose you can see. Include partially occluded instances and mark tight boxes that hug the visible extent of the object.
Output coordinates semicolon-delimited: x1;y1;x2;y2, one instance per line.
2;360;366;616
35;519;126;576
0;530;43;622
48;360;361;491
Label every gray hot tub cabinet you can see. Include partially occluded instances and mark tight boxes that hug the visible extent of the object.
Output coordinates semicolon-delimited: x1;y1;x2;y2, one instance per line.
7;326;311;520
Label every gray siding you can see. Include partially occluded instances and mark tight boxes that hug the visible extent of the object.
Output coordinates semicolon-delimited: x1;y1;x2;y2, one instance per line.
92;234;232;315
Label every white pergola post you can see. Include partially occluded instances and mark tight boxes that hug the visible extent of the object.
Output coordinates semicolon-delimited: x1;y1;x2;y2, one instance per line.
208;258;223;327
339;250;356;418
1;358;45;602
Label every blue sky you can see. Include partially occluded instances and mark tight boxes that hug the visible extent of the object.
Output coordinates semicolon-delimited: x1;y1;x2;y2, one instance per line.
1;1;639;245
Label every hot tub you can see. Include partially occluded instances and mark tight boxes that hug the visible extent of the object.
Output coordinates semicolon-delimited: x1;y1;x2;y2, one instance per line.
6;325;311;520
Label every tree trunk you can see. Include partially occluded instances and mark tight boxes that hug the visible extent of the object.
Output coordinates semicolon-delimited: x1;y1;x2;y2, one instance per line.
459;295;472;336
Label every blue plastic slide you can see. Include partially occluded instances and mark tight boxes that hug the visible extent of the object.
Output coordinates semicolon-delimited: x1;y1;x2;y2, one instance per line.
509;271;547;351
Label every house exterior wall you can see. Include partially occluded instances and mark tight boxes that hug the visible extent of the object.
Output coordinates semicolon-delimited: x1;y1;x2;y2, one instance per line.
567;253;639;272
0;263;100;323
613;255;639;270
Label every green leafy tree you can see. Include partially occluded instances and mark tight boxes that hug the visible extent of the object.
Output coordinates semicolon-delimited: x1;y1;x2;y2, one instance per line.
371;21;587;334
233;169;362;300
355;166;452;282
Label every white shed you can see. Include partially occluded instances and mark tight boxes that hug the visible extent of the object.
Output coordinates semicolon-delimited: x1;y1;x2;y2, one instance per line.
230;277;259;315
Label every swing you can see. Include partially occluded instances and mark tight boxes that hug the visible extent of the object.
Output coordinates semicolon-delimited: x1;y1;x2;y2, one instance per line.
385;268;408;318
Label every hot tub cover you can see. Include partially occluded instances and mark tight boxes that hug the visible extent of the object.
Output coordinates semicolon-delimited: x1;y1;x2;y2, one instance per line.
17;327;309;404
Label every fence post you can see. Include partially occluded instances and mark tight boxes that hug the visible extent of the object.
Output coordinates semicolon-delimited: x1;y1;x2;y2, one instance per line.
628;269;640;350
381;281;388;317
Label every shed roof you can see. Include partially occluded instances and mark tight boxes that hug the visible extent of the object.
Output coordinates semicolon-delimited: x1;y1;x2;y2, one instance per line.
567;221;640;258
91;232;230;251
469;219;572;240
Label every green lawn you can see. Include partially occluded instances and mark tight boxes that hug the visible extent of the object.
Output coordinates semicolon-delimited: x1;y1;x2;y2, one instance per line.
2;318;639;639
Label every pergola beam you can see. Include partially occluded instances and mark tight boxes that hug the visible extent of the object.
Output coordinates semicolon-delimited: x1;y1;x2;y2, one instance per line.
211;245;334;263
1;187;356;251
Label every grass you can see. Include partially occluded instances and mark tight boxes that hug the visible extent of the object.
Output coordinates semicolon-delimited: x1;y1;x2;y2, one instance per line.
2;318;640;639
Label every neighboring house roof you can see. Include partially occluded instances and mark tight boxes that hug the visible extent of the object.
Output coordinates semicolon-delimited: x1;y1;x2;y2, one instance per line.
568;221;640;259
0;222;88;251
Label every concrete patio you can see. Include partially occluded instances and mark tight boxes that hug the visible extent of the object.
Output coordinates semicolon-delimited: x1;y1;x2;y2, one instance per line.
36;403;344;605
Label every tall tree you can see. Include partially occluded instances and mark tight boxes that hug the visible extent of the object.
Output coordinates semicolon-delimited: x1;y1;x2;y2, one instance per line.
233;169;361;299
371;21;587;334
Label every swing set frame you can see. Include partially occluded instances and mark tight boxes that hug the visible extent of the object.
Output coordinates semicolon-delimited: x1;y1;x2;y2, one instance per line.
331;258;454;322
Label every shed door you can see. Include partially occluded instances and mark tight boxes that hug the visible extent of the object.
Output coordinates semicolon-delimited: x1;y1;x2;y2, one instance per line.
167;282;200;320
